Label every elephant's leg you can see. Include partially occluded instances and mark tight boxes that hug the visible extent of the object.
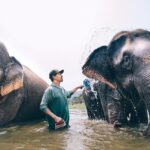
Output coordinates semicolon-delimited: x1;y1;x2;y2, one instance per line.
128;108;139;124
136;101;148;124
93;84;105;120
97;87;109;121
88;91;105;120
107;100;124;125
96;95;105;120
125;100;139;124
143;111;150;136
116;100;128;124
94;83;106;120
86;105;95;120
107;102;118;124
135;81;150;136
141;100;150;136
83;91;95;119
106;88;128;127
107;90;118;124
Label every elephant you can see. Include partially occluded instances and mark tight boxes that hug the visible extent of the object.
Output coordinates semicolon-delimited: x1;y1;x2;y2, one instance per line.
82;86;105;120
0;42;48;126
82;29;150;135
83;78;139;127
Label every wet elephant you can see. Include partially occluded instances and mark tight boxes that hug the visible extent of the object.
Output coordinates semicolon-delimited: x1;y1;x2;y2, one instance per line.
94;81;126;124
83;79;138;127
82;30;149;135
82;46;138;126
0;43;48;126
82;88;105;120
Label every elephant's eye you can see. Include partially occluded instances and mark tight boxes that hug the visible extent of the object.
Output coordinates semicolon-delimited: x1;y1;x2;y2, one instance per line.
123;55;129;62
122;52;131;60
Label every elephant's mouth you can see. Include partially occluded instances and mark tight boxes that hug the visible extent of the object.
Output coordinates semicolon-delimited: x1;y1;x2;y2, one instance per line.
82;66;116;89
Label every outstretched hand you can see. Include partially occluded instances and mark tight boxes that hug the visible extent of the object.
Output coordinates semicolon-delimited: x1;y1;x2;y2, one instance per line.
76;85;84;89
70;85;84;95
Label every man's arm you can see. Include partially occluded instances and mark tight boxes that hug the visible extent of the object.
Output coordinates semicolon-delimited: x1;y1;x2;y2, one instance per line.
43;108;62;123
69;85;83;95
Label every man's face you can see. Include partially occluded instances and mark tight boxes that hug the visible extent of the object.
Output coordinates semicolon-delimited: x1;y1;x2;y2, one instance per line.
53;73;63;82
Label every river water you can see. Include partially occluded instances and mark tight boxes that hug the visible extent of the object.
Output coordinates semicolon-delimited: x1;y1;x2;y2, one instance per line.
0;109;150;150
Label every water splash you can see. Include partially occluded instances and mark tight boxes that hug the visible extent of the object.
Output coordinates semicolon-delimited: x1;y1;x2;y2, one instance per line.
80;27;121;68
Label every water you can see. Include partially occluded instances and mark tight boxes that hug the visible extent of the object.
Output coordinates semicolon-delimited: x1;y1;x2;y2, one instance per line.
0;109;150;150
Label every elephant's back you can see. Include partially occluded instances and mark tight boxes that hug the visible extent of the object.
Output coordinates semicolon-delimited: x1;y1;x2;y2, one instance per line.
14;66;48;122
23;65;48;92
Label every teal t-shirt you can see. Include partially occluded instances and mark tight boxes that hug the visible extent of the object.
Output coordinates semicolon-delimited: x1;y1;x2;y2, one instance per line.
40;83;71;129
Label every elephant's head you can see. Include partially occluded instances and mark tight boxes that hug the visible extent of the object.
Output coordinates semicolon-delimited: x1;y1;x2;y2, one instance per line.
82;29;150;135
0;43;24;126
82;46;116;89
107;29;150;91
82;29;150;91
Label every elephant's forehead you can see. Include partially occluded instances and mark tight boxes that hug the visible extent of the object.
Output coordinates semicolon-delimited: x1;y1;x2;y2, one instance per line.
131;38;150;56
114;38;150;65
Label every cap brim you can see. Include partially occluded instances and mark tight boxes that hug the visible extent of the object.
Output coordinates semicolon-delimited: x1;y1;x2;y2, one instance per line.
59;69;64;74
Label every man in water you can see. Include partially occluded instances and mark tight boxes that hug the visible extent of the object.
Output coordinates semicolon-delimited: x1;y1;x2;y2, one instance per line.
40;69;83;130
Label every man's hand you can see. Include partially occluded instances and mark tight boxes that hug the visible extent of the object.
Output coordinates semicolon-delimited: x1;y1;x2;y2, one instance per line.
54;116;62;123
44;108;63;123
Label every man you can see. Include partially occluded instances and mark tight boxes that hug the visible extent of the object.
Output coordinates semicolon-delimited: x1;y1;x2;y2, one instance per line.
40;69;83;130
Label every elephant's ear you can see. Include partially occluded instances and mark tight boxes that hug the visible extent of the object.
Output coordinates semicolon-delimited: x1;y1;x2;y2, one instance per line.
1;57;24;96
10;56;22;68
4;57;23;81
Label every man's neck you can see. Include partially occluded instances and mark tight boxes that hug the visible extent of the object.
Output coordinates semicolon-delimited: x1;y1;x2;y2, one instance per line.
52;81;60;86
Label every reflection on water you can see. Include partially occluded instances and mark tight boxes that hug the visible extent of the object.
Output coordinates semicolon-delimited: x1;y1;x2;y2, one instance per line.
0;109;150;150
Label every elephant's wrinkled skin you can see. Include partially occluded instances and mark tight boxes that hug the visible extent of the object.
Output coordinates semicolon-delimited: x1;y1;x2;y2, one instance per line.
94;81;139;125
82;41;148;133
0;43;48;126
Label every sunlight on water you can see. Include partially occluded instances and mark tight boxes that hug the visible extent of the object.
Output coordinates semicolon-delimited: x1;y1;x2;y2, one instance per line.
0;109;150;150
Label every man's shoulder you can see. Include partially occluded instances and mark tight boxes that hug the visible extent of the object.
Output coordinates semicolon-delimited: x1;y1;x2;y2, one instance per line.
44;85;54;93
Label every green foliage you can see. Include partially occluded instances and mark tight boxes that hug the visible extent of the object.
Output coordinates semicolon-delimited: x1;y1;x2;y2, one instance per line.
69;91;86;110
69;103;86;110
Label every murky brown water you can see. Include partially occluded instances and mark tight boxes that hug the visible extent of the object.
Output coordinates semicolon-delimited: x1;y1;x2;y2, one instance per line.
0;109;150;150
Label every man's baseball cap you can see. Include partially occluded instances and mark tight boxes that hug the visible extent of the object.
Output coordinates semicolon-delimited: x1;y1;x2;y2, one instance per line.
49;69;64;80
